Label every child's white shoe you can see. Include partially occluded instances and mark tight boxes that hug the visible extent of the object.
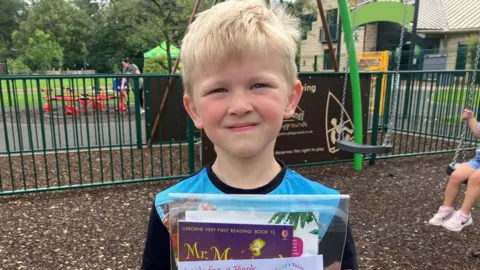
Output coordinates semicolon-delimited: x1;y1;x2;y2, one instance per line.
442;210;473;232
428;206;454;226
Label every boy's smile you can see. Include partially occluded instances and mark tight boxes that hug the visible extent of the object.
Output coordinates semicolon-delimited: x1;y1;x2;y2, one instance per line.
184;51;303;160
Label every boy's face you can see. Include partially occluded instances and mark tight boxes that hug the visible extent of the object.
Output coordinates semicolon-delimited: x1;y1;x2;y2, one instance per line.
183;52;302;159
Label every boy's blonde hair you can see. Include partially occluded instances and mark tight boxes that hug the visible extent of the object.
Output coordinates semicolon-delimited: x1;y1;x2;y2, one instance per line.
180;0;301;94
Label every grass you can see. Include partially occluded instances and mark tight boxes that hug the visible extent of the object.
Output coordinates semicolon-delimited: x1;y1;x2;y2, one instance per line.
439;115;461;124
430;88;480;105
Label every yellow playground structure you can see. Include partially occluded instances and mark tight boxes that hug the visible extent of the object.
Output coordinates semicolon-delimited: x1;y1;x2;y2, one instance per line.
357;50;389;115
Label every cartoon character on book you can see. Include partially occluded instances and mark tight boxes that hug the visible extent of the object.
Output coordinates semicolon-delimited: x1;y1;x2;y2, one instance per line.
242;238;266;257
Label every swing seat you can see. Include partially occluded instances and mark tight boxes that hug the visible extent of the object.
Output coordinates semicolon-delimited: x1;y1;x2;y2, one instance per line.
446;163;461;176
446;163;469;185
336;140;393;154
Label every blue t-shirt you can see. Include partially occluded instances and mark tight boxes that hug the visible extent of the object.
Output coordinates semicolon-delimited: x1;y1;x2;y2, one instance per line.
141;160;357;270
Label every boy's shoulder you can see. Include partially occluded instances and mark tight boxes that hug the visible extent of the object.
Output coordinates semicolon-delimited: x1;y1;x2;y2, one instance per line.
279;168;340;196
154;168;218;220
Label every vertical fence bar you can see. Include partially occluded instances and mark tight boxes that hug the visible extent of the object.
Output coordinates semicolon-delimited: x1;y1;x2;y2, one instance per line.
12;79;26;190
53;79;64;149
60;79;72;186
29;78;40;149
115;80;125;181
369;74;383;164
81;77;94;184
381;74;393;148
22;78;38;189
6;79;17;151
35;78;50;187
423;72;435;153
0;79;15;191
94;77;104;183
127;80;135;180
144;78;154;178
176;78;183;175
71;78;83;186
102;77;115;182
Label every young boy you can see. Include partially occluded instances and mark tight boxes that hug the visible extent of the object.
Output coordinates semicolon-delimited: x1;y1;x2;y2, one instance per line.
428;108;480;232
141;0;357;269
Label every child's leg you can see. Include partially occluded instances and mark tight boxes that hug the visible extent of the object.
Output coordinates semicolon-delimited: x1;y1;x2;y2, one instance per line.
441;161;479;231
429;162;475;226
443;162;475;207
459;169;480;215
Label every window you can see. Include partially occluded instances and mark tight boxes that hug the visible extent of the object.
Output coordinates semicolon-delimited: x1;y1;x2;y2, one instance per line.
456;43;468;70
319;9;338;43
324;49;336;70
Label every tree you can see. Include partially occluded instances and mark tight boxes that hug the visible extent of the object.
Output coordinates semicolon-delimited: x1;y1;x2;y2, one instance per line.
12;0;91;69
23;29;63;71
0;0;27;59
7;58;31;74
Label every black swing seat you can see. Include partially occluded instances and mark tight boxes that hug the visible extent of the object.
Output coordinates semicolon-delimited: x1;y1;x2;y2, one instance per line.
446;163;460;176
336;140;393;154
446;163;469;185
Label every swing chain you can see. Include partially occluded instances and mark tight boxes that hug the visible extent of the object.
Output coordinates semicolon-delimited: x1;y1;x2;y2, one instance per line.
451;41;480;165
382;0;408;147
338;0;359;142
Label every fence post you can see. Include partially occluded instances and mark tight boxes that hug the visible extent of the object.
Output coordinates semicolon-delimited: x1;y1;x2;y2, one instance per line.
134;78;142;149
369;74;384;165
187;115;196;174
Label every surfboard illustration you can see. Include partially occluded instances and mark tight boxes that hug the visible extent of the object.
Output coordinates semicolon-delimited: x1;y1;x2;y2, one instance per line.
325;90;355;153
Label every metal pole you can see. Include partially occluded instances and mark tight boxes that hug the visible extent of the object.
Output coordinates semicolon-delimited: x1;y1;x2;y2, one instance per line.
316;0;339;72
336;17;343;70
148;0;202;148
338;0;363;170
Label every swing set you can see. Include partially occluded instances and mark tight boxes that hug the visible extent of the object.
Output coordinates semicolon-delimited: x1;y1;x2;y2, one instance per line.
147;0;416;171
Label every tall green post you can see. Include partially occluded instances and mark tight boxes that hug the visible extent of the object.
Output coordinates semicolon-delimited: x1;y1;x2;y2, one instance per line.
338;0;363;170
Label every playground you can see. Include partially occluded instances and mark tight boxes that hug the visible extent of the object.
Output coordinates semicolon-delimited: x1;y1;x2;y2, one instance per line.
1;154;479;269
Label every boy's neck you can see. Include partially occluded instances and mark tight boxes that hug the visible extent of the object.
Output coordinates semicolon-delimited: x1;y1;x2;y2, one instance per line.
211;147;282;191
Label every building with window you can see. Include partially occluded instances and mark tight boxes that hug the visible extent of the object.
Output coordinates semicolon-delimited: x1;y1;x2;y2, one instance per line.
300;0;480;72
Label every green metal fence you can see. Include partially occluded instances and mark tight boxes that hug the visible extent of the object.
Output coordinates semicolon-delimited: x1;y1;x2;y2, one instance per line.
0;71;478;195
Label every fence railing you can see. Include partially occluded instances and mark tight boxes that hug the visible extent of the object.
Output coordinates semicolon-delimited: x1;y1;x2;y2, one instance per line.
0;70;478;195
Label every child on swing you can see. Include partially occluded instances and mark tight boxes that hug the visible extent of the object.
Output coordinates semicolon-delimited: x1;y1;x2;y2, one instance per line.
429;109;480;232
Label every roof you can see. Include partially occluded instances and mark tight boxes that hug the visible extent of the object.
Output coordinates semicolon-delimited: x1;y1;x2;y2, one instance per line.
418;0;480;32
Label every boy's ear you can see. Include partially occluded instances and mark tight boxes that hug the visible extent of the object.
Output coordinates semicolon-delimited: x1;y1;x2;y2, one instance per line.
283;80;303;119
183;94;204;129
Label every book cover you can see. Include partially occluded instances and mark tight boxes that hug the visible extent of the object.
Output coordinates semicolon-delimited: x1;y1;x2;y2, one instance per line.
178;254;324;270
184;211;321;257
177;221;294;262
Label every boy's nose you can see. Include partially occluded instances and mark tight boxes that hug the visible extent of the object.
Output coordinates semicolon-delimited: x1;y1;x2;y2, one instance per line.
228;91;253;115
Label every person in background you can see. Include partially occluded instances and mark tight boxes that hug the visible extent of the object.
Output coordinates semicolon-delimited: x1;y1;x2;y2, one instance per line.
121;58;145;114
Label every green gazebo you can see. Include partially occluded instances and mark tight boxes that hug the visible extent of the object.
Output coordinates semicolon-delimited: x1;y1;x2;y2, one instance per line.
144;41;180;59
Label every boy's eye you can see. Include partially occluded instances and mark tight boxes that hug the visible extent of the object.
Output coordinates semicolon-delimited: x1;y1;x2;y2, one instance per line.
209;88;227;94
252;83;267;89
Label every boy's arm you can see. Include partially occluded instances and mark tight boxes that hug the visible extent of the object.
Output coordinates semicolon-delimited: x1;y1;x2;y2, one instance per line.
141;202;172;270
318;216;357;270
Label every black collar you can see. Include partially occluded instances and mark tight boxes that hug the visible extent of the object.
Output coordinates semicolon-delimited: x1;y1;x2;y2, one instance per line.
206;159;287;194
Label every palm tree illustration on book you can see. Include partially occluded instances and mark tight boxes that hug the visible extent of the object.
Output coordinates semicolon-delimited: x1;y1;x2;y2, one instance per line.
268;212;326;235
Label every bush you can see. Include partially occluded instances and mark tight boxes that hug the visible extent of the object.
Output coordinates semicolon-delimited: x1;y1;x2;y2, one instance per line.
143;54;181;74
7;58;31;74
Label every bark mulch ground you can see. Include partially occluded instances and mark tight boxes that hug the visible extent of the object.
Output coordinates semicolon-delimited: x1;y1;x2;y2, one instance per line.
1;153;480;269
